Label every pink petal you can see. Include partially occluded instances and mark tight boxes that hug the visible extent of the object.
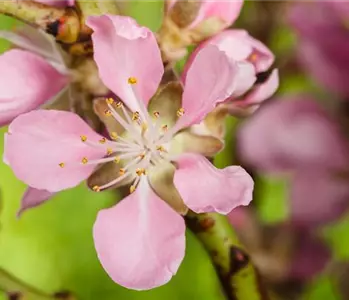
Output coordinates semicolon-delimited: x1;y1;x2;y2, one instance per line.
0;49;68;126
240;68;279;107
291;171;349;227
179;45;237;128
87;15;163;112
4;110;106;192
17;187;54;217
192;0;244;28
238;97;349;173
93;177;185;290
174;153;254;214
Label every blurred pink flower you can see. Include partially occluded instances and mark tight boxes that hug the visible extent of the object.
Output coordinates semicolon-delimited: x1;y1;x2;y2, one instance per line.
238;96;349;227
4;15;254;290
34;0;74;7
160;0;244;61
184;29;279;115
289;1;349;98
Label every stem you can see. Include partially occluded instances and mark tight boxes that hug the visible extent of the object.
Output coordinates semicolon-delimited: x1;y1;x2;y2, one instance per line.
0;268;74;300
0;0;81;44
185;212;270;300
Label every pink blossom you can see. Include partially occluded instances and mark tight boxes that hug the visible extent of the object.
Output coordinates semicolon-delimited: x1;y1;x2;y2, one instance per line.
4;15;254;290
0;27;70;126
159;0;244;61
238;96;349;227
289;1;349;98
184;30;279;115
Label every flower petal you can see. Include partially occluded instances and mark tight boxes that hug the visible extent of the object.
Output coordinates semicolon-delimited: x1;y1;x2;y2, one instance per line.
178;45;236;129
147;82;183;129
4;110;106;192
87;15;163;112
0;49;68;126
238;97;349;173
17;187;55;217
174;153;254;214
93;177;186;290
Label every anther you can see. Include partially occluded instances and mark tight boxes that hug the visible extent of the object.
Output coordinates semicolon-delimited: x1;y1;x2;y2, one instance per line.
132;112;140;121
106;148;113;156
81;157;88;164
106;98;114;105
136;168;146;176
114;156;120;163
92;185;101;192
59;162;65;168
130;185;136;194
177;108;185;117
80;135;87;142
156;145;167;152
99;137;107;144
110;132;118;140
162;124;168;131
128;77;137;85
249;53;258;62
119;168;126;175
116;102;123;108
104;109;112;117
153;111;160;118
139;153;146;159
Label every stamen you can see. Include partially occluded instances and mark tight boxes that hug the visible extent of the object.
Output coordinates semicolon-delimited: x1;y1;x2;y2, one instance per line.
132;112;140;121
162;124;168;132
80;135;87;142
153;111;160;118
116;102;123;108
106;98;114;105
177;108;185;117
129;176;141;194
59;162;65;168
136;168;146;176
92;185;101;192
119;168;126;175
130;185;136;194
156;145;167;153
106;148;113;156
99;137;107;144
81;157;88;165
104;109;112;117
114;156;120;163
249;53;258;62
110;132;118;140
128;77;137;85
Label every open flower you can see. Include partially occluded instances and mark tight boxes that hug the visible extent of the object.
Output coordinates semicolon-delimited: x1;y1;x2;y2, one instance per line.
159;0;244;62
183;29;278;139
4;15;254;290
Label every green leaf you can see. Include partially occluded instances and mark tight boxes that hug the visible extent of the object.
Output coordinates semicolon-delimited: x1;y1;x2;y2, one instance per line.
302;276;342;300
255;175;289;224
0;15;17;52
116;0;164;32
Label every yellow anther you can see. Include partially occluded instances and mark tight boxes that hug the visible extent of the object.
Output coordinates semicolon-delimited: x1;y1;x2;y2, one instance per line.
59;162;65;168
128;77;137;85
110;132;118;140
132;111;140;121
114;156;121;163
177;108;185;117
130;185;136;194
141;122;148;133
116;102;123;108
119;168;126;175
156;145;166;152
104;109;112;117
81;157;88;165
136;168;146;176
106;98;114;105
139;153;146;159
162;124;168;131
153;111;160;118
92;185;101;192
107;148;113;156
80;135;87;142
99;137;107;144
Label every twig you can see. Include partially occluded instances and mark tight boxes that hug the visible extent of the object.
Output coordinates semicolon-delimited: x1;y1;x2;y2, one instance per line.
185;211;270;300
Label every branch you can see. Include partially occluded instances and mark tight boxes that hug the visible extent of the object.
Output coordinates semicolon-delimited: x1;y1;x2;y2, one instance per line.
0;268;74;300
0;0;82;44
185;212;270;300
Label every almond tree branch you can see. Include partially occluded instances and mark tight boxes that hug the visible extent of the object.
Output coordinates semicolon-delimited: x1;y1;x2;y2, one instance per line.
185;212;270;300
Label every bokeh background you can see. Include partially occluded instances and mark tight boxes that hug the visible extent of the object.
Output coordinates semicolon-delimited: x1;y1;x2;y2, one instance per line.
1;1;349;299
